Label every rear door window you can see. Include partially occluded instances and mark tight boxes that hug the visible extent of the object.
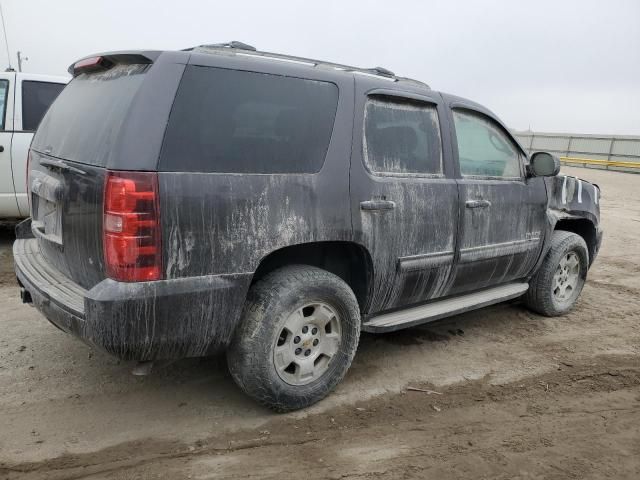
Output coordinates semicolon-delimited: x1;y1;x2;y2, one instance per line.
363;97;443;175
22;81;65;131
159;66;339;173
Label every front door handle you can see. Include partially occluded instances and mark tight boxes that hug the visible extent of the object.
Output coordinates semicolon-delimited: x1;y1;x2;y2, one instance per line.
465;199;492;209
360;199;396;211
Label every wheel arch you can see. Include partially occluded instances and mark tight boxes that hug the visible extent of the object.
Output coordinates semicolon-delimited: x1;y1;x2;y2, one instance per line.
554;217;598;266
250;241;374;312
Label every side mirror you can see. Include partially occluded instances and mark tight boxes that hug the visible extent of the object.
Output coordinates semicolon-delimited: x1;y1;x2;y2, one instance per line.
528;151;561;177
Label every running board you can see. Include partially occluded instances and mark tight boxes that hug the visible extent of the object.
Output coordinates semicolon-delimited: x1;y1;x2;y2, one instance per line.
363;282;529;333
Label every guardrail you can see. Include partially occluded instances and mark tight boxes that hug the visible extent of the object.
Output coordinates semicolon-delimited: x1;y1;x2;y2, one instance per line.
513;131;640;174
560;156;640;170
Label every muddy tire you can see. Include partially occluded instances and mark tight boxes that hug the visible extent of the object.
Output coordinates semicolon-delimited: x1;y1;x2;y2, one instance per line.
227;265;361;412
524;231;589;316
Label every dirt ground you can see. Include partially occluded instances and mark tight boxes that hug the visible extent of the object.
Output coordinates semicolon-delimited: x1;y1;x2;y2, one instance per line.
0;166;638;480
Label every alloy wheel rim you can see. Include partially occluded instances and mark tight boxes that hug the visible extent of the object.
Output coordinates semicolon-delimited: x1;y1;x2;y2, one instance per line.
553;251;581;302
273;302;342;386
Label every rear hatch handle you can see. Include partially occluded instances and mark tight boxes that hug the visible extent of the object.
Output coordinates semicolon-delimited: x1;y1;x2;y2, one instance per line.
39;158;86;175
31;220;63;245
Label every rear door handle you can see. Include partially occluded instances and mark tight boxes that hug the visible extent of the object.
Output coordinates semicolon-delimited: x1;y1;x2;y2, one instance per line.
360;200;396;211
465;199;491;209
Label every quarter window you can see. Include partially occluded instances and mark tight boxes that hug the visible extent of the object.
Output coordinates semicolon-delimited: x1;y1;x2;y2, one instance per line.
22;81;65;131
453;109;522;178
160;66;339;174
364;97;443;175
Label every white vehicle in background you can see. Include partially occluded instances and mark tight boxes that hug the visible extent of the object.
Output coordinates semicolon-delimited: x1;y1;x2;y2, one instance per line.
0;71;68;218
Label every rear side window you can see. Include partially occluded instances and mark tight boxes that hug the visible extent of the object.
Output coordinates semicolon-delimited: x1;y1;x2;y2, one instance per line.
453;109;522;178
22;81;65;131
32;64;148;166
160;66;339;173
364;97;442;175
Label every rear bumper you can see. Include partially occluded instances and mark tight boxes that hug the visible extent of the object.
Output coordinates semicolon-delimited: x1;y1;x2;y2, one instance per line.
14;237;252;360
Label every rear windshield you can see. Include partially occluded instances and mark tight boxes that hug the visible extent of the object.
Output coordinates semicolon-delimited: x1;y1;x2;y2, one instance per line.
31;64;148;166
159;66;338;174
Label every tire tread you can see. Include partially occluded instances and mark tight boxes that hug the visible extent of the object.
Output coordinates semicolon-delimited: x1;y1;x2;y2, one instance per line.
227;265;360;412
524;230;588;316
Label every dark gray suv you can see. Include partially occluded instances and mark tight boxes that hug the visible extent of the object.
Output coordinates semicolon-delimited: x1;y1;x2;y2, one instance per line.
14;43;602;411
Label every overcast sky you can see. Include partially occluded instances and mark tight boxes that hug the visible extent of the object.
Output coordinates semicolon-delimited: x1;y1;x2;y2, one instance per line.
1;0;638;134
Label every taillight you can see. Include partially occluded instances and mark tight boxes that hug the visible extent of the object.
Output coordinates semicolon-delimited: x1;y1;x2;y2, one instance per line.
104;171;162;282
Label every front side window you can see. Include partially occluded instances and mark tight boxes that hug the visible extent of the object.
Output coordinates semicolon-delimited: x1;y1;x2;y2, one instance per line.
160;66;339;174
364;97;443;175
453;109;522;178
0;79;9;130
22;81;65;131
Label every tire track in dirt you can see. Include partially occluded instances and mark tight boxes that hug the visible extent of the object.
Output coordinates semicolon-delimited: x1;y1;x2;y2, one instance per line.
2;355;638;480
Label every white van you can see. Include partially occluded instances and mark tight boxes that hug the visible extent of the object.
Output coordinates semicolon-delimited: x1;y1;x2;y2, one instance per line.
0;71;68;218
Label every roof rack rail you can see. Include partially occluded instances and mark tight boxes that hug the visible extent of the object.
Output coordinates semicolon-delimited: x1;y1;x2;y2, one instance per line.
366;66;395;78
184;41;257;52
183;44;430;88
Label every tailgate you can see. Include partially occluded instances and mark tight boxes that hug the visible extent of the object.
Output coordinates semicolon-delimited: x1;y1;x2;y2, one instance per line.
27;57;163;289
29;151;107;289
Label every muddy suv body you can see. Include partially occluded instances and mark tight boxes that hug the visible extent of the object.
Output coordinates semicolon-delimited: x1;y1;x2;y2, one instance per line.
14;45;602;410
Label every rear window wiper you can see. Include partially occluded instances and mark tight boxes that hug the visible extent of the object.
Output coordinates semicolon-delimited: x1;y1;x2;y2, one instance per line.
40;158;86;175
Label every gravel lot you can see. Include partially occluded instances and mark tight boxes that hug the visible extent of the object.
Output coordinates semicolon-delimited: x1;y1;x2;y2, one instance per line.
0;166;638;479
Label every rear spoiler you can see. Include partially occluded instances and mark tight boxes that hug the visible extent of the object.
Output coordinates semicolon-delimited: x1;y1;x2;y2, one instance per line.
68;51;160;76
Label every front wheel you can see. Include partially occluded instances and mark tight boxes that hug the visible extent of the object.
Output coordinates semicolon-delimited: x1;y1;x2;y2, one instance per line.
227;265;361;412
524;231;589;316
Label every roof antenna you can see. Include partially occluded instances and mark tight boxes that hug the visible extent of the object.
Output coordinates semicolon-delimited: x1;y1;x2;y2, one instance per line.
0;1;14;71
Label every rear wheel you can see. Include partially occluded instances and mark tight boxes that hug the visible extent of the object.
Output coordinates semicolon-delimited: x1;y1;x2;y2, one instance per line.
227;265;360;412
524;231;589;316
